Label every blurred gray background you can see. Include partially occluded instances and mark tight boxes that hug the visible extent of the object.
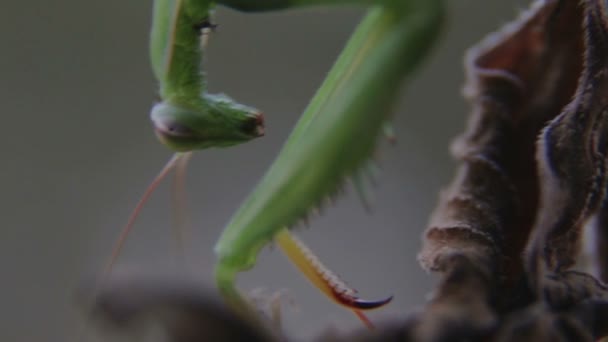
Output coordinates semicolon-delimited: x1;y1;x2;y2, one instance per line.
0;1;528;341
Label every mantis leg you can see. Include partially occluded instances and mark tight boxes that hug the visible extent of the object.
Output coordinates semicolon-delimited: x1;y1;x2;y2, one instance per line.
213;0;443;327
275;229;392;329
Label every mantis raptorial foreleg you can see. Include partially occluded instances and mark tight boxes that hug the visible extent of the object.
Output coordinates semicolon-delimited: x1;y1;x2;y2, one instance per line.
212;0;443;327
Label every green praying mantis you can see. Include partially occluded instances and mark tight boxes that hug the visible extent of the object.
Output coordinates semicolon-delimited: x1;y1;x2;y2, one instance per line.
105;0;444;330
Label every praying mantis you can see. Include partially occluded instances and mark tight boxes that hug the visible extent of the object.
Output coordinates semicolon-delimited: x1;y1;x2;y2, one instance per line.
105;0;444;330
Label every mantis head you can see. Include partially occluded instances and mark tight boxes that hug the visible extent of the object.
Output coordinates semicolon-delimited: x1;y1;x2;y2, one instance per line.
151;94;264;152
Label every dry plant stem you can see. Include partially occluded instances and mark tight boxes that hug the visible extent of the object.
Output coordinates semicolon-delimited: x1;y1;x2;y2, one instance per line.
418;0;583;337
522;2;608;320
412;0;608;340
413;1;608;340
528;0;608;278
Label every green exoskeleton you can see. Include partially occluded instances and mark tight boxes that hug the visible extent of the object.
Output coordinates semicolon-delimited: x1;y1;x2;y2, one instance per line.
150;0;264;149
107;0;444;330
106;0;264;271
211;0;444;328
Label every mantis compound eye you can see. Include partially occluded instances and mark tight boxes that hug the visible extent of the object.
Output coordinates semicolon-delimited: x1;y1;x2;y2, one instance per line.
158;121;195;138
150;103;202;151
151;109;195;144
